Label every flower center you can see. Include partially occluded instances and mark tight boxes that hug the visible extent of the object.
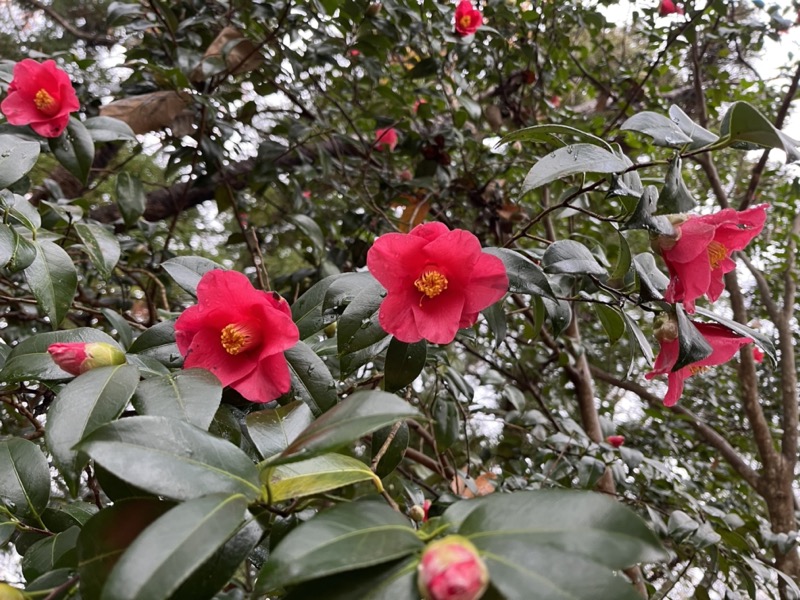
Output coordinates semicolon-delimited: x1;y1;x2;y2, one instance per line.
414;270;448;302
459;14;473;28
688;365;711;376
34;89;59;116
220;323;259;355
707;240;728;270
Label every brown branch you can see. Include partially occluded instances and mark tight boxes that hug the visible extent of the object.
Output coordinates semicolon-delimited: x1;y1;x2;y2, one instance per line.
589;366;760;489
15;0;116;46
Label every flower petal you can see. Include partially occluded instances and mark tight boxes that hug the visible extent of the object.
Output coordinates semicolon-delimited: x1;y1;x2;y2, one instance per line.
462;253;508;314
664;219;715;263
379;291;422;343
367;233;428;291
411;290;465;344
182;327;255;387
228;352;292;403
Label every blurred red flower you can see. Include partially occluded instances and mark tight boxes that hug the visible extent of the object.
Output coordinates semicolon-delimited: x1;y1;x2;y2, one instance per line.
658;205;767;313
455;0;483;36
0;59;80;138
175;270;299;403
659;0;683;16
375;127;399;151
606;435;625;448
367;222;508;344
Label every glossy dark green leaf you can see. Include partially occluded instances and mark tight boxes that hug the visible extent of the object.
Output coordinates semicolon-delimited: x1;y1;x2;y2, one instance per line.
621;186;674;234
620;111;693;148
720;101;800;163
0;438;50;524
497;124;613;151
41;502;98;532
658;155;696;213
337;275;388;355
78;499;175;600
47;364;140;495
542;240;605;276
633;252;669;302
383;338;427;392
0;328;120;382
49;117;94;185
131;368;222;430
75;223;121;280
245;400;314;460
0;135;40;189
4;192;40;231
78;416;262;501
283;558;419;600
667;510;699;543
0;224;36;271
610;231;632;281
101;308;134;349
127;320;181;367
161;257;224;296
622;312;654;368
340;337;391;377
0;522;15;547
291;275;341;339
264;453;382;502
673;306;713;371
24;569;76;600
542;297;572;338
433;395;459;450
694;306;777;365
22;526;80;581
323;271;376;313
285;341;338;416
522;144;629;193
116;172;146;227
668;105;719;150
23;240;78;326
593;304;626;344
483;247;554;299
101;494;248;600
255;501;423;592
371;422;409;478
275;390;420;464
83;116;136;142
287;214;325;260
406;56;438;79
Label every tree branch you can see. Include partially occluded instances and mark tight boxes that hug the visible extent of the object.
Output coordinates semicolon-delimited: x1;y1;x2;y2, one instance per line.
15;0;116;46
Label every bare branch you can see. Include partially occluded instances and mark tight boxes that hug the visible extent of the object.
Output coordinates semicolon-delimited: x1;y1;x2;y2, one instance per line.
15;0;116;46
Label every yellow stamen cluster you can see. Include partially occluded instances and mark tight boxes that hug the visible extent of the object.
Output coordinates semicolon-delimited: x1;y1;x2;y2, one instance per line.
414;270;448;302
688;365;711;376
220;323;256;355
707;240;728;270
460;15;473;28
33;89;58;116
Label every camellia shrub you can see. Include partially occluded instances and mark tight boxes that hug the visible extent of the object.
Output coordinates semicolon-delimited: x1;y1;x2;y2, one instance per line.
1;0;800;598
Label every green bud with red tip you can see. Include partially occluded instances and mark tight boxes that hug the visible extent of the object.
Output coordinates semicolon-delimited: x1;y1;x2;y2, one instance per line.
48;342;126;376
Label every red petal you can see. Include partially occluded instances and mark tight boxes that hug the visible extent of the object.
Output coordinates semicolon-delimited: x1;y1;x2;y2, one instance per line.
649;337;680;376
409;222;449;243
694;323;753;367
0;92;39;126
423;229;482;288
462;253;508;314
182;327;255;387
30;113;69;138
411;290;465;344
664;218;715;263
379;291;422;342
228;352;292;403
367;233;428;291
663;370;686;407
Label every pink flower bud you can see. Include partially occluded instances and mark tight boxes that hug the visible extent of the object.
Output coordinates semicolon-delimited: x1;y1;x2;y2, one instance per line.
418;535;489;600
48;342;126;376
606;435;625;448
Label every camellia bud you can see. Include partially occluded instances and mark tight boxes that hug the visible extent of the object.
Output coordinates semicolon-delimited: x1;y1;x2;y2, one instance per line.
0;583;26;600
48;342;126;376
653;314;679;344
606;435;625;448
417;535;489;600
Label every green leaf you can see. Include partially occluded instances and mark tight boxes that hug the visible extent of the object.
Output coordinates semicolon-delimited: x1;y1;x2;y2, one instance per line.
101;494;248;600
116;172;147;227
291;275;341;338
0;438;50;524
633;252;669;302
131;368;222;430
593;304;626;344
76;223;121;280
522;144;629;193
542;240;606;276
4;191;41;232
47;364;141;495
287;214;325;261
337;276;388;356
668;105;719;150
78;416;262;501
78;499;174;600
673;305;713;371
23;241;78;326
371;422;409;478
41;502;98;532
255;501;423;592
245;400;315;460
720;101;800;163
274;390;421;465
324;271;379;313
0;522;15;547
497;124;613;151
49;118;95;185
694;306;777;365
22;526;80;581
667;510;699;543
83;116;137;142
610;231;632;281
620;112;693;148
0;328;120;382
285;341;338;416
0;224;36;271
0;135;40;189
161;257;224;296
283;558;419;600
542;297;572;338
622;312;654;368
264;453;382;502
383;338;427;392
127;320;181;367
658;156;696;214
621;186;674;235
406;56;438;79
432;395;459;449
101;308;133;349
483;248;554;298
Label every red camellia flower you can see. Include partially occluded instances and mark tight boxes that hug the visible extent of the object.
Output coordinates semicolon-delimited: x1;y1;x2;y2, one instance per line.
646;321;756;407
0;59;80;138
658;205;768;313
48;342;126;376
367;222;508;344
418;536;489;600
606;435;625;448
174;270;299;403
658;0;683;16
454;0;483;36
375;127;399;152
